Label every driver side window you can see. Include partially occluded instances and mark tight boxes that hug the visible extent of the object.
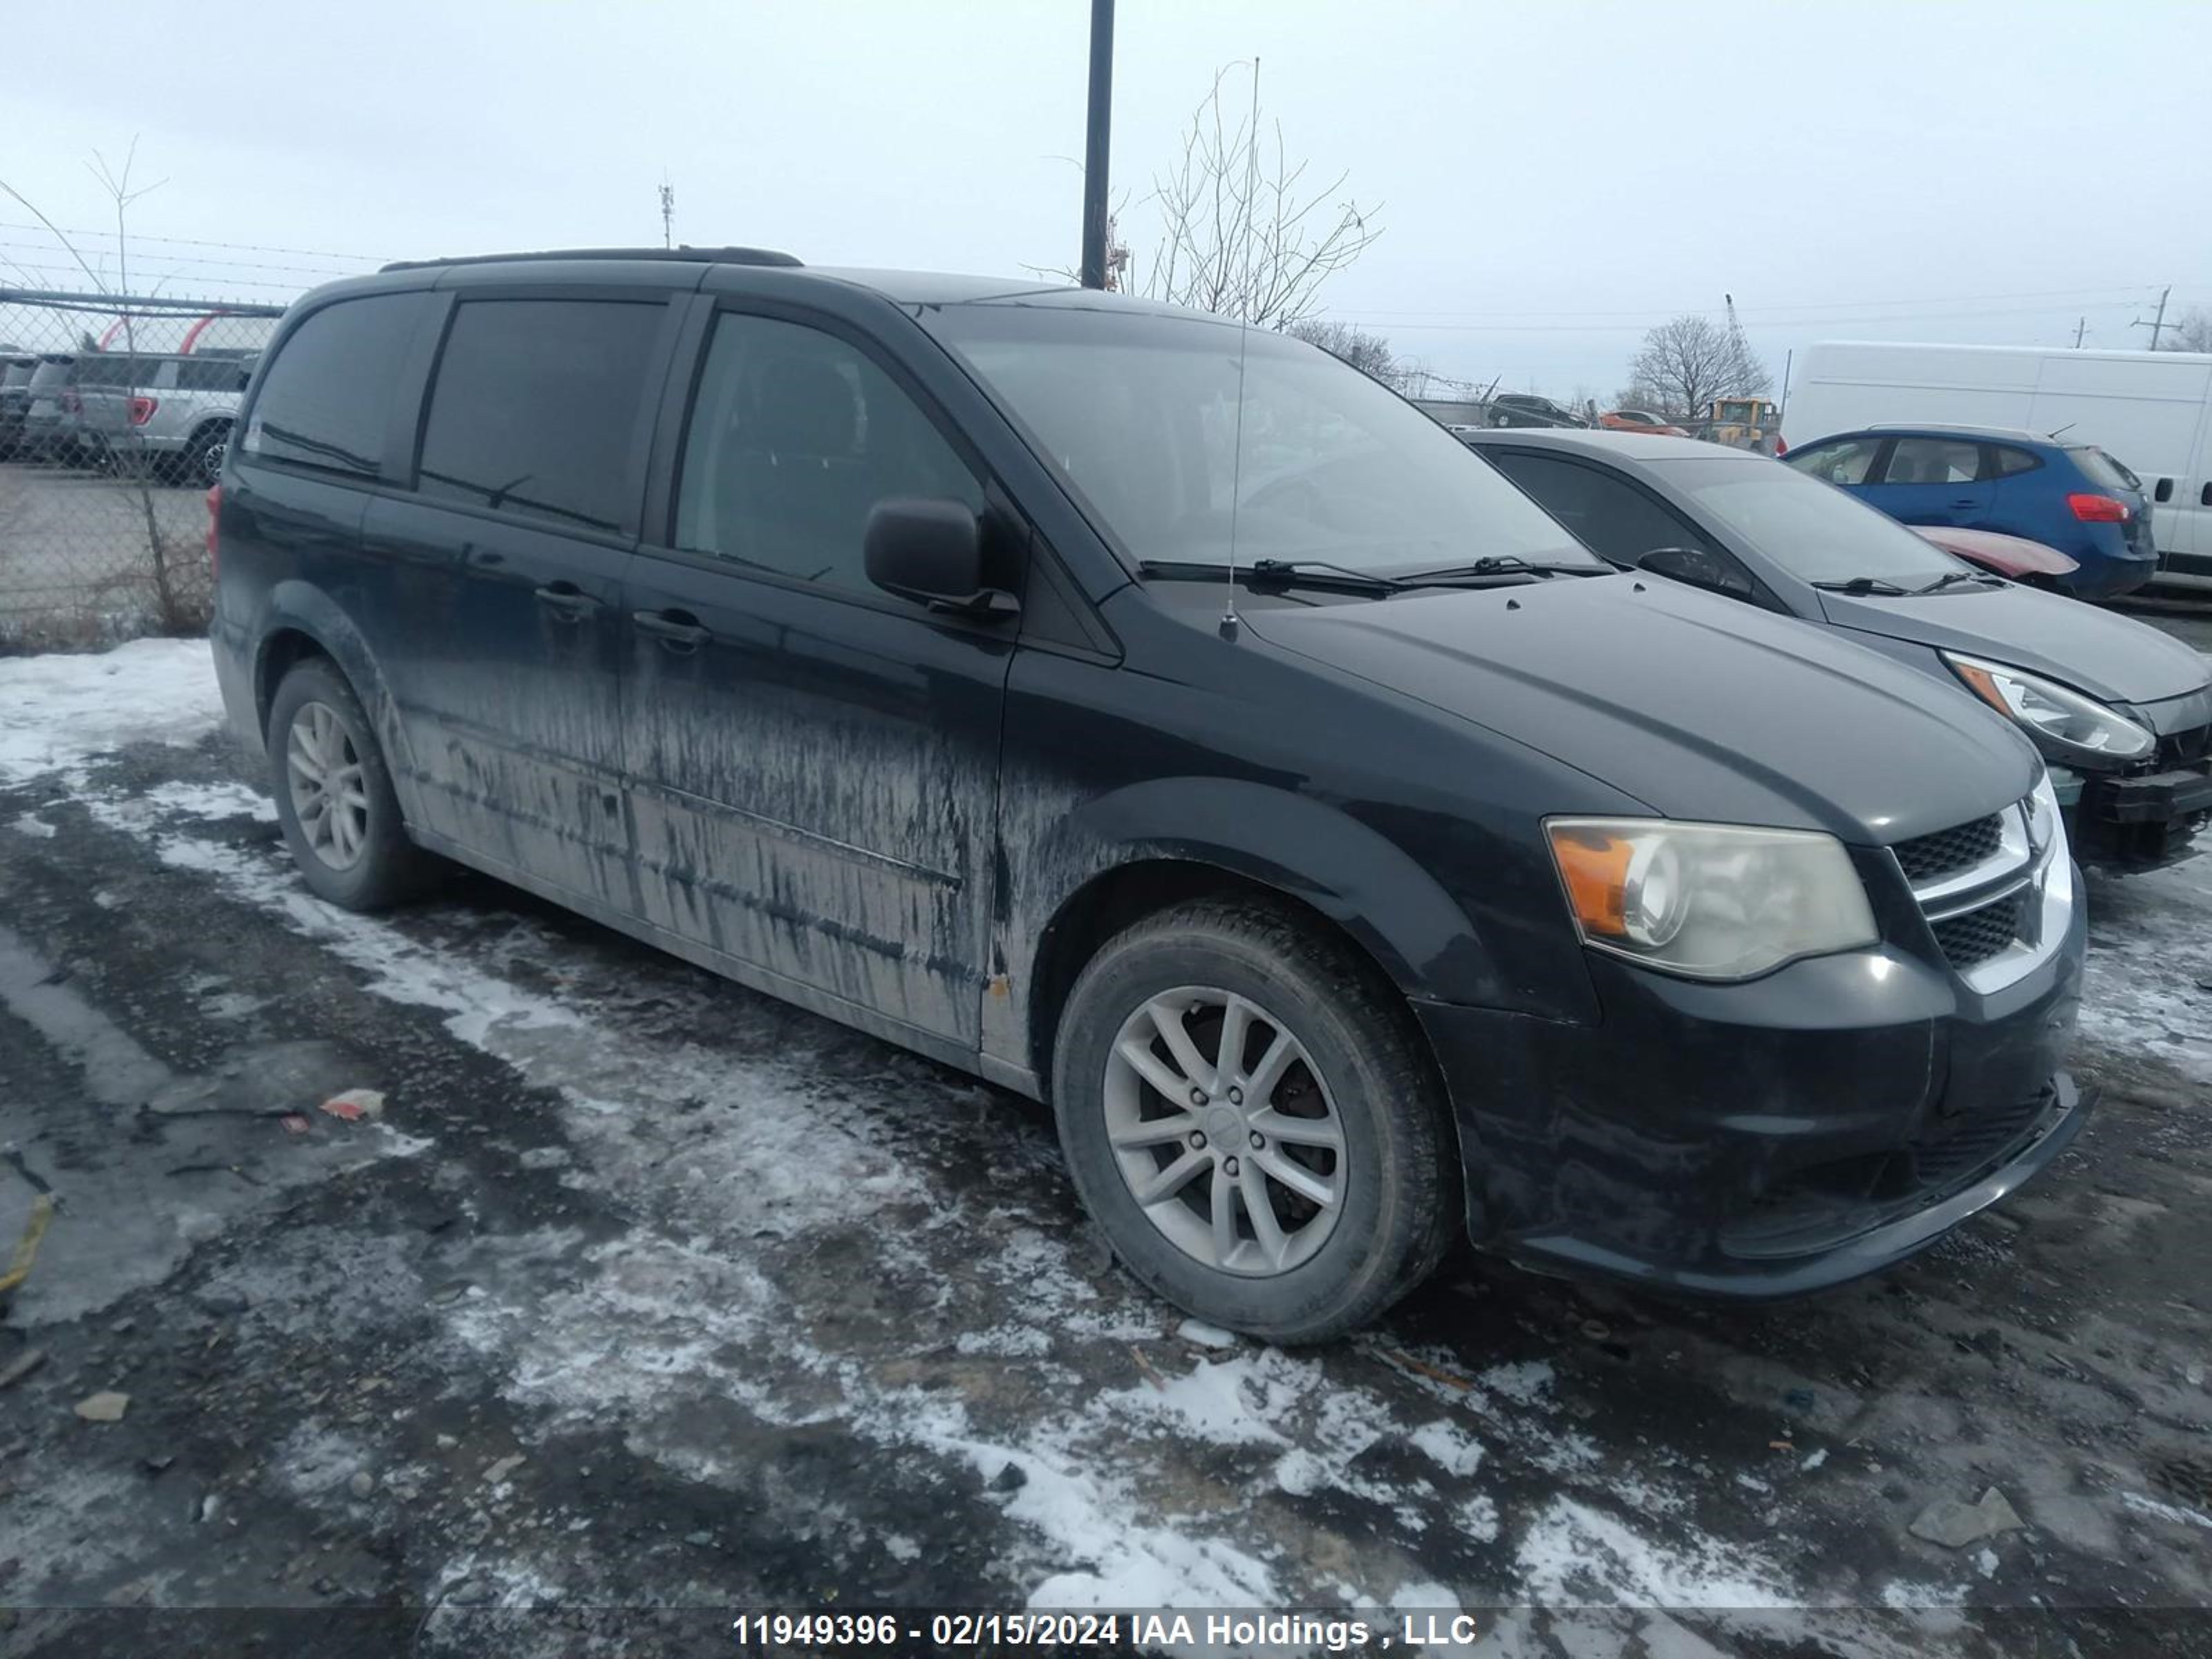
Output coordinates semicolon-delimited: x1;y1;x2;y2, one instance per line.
674;313;983;592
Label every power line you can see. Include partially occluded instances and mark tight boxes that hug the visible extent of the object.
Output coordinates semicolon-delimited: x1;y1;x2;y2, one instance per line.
1329;299;2176;335
0;258;314;295
1325;283;2173;323
0;241;366;281
0;221;390;263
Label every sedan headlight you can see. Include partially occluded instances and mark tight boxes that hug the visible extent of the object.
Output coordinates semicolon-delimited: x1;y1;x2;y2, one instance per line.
1546;818;1878;981
1941;652;2153;763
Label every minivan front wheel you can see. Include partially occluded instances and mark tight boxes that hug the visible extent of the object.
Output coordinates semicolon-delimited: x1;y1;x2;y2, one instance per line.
267;658;433;910
1053;897;1458;1342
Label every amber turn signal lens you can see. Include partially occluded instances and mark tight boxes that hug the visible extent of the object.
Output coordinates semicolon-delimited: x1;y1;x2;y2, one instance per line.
1949;658;2007;715
1549;827;1632;938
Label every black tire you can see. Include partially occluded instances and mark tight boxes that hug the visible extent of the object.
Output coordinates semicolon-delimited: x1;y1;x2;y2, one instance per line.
1050;896;1459;1342
182;422;229;488
265;657;436;910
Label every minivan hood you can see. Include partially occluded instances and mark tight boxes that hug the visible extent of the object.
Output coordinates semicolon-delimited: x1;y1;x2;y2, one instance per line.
1819;583;2210;708
1243;574;2040;843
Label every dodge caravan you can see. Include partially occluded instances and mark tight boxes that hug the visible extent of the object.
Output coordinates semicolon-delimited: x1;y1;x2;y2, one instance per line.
210;250;2089;1339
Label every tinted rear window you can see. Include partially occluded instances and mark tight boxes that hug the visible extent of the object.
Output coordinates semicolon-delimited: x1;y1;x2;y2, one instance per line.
416;299;664;534
2070;447;2139;491
71;356;158;388
245;294;427;478
176;357;251;392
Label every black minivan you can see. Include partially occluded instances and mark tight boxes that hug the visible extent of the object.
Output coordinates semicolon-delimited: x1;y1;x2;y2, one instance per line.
211;249;2088;1340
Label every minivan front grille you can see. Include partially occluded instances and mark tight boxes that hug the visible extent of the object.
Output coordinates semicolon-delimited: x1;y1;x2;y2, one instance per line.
1892;800;2054;989
1930;890;2026;971
1893;814;2003;883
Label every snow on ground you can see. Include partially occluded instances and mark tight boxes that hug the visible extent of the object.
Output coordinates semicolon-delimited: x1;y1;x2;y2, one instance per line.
0;637;223;783
9;635;2211;1634
2077;848;2212;1085
2;639;1800;1612
94;803;1333;1606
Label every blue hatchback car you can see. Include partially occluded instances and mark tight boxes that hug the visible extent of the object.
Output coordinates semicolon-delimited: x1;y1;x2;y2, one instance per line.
1782;425;2157;600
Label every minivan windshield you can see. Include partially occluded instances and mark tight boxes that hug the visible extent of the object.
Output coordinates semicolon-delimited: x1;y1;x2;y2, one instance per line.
1652;457;1965;586
924;303;1595;576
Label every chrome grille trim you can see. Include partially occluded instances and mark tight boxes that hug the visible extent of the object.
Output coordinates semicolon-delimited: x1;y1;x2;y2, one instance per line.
1893;794;2071;992
1920;872;2033;924
1903;807;2032;911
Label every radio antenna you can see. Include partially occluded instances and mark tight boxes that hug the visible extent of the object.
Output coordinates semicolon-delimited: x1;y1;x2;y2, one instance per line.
1220;57;1262;640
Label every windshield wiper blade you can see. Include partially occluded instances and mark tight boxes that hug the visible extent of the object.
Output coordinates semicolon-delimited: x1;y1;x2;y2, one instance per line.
1247;558;1411;592
1810;576;1911;596
1401;555;1607;585
1136;558;1406;595
1911;569;2004;595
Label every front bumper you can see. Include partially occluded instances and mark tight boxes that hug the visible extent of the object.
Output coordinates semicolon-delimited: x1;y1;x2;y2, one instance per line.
1414;883;2088;1299
2063;688;2212;868
2068;765;2212;868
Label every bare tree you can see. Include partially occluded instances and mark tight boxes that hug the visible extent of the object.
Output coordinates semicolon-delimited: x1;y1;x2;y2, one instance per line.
2;141;196;632
2157;306;2212;353
1625;314;1772;423
1143;61;1382;327
1284;319;1401;386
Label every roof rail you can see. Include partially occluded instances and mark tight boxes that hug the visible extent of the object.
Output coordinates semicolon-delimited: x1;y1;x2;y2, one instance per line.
378;245;803;274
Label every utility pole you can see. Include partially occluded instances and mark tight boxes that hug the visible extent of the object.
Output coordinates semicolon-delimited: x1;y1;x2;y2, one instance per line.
2073;316;2087;348
659;179;675;250
2132;285;2171;350
1079;0;1115;289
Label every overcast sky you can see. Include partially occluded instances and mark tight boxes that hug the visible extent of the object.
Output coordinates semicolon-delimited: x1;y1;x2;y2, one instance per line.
6;1;2209;404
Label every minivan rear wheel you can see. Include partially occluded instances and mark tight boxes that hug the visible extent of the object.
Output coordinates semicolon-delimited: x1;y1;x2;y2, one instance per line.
267;658;435;910
1051;897;1458;1342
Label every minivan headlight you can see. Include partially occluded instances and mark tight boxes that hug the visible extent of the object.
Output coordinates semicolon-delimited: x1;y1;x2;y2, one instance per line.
1941;652;2153;763
1546;818;1878;981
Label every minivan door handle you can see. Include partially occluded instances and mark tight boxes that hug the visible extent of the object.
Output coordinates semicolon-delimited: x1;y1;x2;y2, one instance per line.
534;582;601;621
2201;480;2211;507
632;608;711;650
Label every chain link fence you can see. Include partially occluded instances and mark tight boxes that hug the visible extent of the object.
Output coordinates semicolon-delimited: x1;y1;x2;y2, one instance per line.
1;288;285;649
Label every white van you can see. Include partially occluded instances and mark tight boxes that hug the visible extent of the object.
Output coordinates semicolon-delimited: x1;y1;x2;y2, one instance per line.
1781;341;2212;586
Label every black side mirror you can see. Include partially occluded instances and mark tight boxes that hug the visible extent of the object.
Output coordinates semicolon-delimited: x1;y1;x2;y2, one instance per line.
863;498;1018;619
1640;545;1752;599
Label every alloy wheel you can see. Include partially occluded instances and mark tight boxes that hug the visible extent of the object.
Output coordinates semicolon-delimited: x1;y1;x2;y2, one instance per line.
1101;986;1346;1277
285;701;371;870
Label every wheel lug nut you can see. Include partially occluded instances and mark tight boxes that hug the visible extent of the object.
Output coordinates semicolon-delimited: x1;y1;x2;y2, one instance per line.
1249;1132;1264;1150
1189;1087;1206;1106
1224;1156;1240;1177
1228;1087;1244;1105
1190;1131;1206;1149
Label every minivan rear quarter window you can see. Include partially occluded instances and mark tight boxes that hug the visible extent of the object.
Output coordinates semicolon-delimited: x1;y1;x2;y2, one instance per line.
417;299;664;534
246;293;424;478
